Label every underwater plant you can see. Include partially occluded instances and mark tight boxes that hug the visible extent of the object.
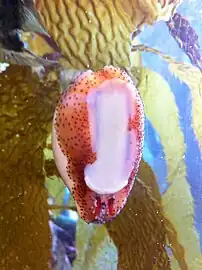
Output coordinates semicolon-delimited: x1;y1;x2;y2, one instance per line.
0;0;202;269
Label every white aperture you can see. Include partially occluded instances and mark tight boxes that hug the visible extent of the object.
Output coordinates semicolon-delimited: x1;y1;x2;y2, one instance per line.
85;79;135;194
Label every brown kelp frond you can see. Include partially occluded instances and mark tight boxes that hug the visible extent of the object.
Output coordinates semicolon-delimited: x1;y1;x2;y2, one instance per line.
45;159;60;178
132;67;201;268
132;44;202;156
107;160;171;270
135;160;187;269
0;65;59;269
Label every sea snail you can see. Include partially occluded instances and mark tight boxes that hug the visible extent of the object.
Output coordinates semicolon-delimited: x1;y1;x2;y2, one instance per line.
52;66;144;224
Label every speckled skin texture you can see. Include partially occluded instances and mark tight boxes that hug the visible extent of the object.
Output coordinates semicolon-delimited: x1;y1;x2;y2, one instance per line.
53;66;144;223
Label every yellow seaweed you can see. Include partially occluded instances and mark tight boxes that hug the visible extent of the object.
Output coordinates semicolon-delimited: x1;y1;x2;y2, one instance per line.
33;0;133;70
136;67;202;269
132;44;202;157
169;63;202;157
31;0;180;71
74;219;117;270
0;65;59;269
